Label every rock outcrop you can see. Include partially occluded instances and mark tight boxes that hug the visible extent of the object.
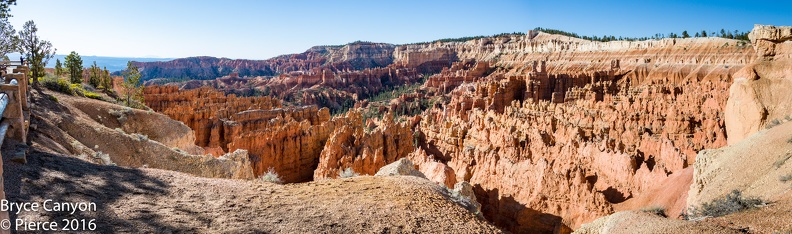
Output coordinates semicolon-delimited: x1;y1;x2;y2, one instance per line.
313;113;413;179
451;181;483;217
725;24;792;144
374;158;427;178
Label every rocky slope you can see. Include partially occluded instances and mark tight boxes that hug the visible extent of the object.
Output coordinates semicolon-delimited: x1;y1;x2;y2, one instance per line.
30;88;254;180
698;25;792;206
577;120;792;234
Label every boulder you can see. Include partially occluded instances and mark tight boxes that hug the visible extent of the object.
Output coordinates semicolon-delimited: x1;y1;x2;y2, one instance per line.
451;181;482;217
375;158;427;178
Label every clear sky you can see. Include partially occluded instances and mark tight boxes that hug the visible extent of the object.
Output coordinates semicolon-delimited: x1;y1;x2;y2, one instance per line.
7;0;791;60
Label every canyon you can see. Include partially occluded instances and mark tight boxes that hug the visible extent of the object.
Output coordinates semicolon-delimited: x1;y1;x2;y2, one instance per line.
132;25;792;233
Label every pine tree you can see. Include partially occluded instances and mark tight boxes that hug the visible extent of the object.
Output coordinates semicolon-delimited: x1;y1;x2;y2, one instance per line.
0;0;16;59
122;61;143;107
701;30;707;37
101;66;112;91
88;61;100;87
0;18;15;59
0;0;15;19
682;31;690;38
64;51;83;84
18;20;55;86
54;58;63;77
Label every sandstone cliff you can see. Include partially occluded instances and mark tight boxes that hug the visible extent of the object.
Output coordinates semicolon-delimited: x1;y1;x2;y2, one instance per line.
725;24;792;144
133;42;396;80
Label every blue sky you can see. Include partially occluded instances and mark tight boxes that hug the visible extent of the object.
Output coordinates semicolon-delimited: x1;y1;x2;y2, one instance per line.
8;0;791;60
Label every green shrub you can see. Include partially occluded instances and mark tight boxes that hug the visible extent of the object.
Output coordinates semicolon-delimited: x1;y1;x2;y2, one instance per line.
687;190;765;218
84;91;103;100
775;153;791;169
48;95;58;103
259;168;283;184
93;151;113;165
338;167;360;178
780;174;792;183
41;77;73;94
131;133;148;142
70;83;85;96
766;119;782;129
109;107;133;122
640;206;667;217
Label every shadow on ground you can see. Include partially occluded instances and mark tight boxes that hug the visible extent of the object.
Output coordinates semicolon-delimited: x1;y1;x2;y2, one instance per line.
2;144;179;232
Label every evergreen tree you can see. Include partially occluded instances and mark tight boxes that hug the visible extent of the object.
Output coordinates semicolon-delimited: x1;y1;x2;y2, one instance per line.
0;18;15;59
18;20;55;86
101;66;112;90
54;58;63;77
701;30;707;37
682;31;690;38
0;0;16;59
64;51;83;84
122;61;143;107
695;32;700;37
88;61;100;87
0;0;15;19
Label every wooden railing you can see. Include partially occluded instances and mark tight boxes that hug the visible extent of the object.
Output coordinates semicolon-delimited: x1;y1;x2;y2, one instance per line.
0;63;30;234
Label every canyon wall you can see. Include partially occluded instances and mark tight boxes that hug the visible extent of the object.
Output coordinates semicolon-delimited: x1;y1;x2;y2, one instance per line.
144;85;416;183
406;32;753;233
145;85;331;182
133;42;396;80
142;30;763;233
